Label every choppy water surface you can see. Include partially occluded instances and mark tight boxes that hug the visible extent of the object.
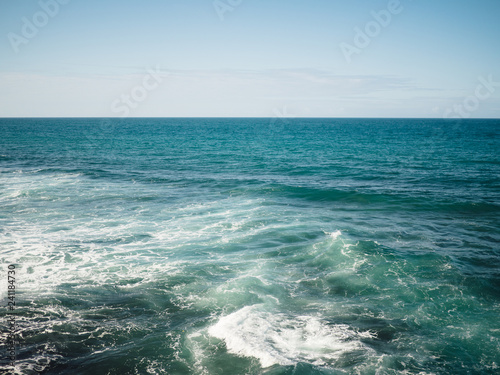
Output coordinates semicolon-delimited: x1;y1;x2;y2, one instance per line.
0;118;499;374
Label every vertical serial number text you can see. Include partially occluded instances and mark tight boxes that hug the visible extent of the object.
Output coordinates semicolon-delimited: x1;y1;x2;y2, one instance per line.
6;264;17;367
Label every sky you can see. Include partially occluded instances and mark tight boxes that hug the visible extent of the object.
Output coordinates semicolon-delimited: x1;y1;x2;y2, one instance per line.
1;0;499;118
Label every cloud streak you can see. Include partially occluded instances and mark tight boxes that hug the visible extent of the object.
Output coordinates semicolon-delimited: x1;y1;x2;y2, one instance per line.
0;69;498;118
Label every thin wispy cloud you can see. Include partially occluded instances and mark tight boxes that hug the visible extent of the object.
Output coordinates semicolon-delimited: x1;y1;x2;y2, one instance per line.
0;69;428;117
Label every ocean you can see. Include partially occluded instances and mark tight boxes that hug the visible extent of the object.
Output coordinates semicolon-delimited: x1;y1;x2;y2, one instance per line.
0;118;499;374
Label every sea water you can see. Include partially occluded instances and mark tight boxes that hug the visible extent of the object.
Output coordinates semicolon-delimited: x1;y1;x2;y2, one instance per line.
0;118;499;374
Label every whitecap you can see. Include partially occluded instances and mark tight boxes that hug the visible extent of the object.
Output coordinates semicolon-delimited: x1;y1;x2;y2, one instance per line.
208;305;374;368
323;230;342;240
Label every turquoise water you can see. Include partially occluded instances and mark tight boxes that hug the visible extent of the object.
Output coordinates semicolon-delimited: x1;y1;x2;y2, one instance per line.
0;118;499;374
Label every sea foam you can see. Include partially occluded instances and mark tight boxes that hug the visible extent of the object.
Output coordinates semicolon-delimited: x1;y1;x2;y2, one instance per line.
208;305;374;368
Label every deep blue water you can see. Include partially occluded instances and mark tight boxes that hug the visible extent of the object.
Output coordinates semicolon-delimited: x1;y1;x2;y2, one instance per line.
0;118;499;374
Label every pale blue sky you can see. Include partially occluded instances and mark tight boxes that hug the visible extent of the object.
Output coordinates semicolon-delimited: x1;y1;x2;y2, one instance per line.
1;0;499;117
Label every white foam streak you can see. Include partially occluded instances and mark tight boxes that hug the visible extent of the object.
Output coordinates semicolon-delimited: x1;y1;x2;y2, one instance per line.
208;305;374;368
329;230;342;240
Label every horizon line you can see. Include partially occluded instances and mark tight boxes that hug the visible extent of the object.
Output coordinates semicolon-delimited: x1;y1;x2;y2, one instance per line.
0;116;499;120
